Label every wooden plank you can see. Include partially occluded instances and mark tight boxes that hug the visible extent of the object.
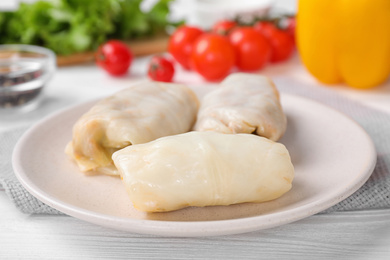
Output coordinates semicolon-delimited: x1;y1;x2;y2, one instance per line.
56;36;169;66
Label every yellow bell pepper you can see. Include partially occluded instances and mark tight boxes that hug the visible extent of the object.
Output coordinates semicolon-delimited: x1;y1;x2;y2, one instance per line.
296;0;390;89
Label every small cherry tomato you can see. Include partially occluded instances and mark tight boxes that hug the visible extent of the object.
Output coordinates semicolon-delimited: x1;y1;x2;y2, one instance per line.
95;40;133;76
253;21;275;36
190;33;236;81
212;20;237;35
276;16;297;46
147;56;175;82
254;21;294;63
168;26;204;70
285;16;296;46
229;27;271;71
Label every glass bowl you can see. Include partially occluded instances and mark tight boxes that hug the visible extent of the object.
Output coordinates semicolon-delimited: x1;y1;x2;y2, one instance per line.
0;44;56;112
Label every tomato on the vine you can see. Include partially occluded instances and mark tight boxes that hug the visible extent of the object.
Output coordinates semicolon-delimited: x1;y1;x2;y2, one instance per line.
190;33;236;81
212;20;237;35
254;21;294;63
168;26;204;70
253;21;275;36
229;27;271;71
95;40;133;76
147;56;175;82
285;17;296;46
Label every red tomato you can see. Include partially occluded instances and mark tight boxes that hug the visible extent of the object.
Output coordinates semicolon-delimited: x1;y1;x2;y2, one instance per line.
254;21;294;63
212;20;237;35
285;17;296;46
190;33;236;81
147;56;175;82
95;40;133;76
229;27;271;71
168;26;204;70
253;21;276;36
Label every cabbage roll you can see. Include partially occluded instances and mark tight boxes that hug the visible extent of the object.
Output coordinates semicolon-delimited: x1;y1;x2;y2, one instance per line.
66;81;199;175
194;73;287;141
112;131;294;212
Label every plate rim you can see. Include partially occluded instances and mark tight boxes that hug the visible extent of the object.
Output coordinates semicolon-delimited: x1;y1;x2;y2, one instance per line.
12;93;377;237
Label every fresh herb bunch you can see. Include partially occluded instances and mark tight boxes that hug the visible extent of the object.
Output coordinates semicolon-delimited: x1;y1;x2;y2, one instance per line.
0;0;175;55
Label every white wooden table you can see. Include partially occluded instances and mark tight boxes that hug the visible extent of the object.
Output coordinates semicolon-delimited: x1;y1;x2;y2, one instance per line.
1;53;390;259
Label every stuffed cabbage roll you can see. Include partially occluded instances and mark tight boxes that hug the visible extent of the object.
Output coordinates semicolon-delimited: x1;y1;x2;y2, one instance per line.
66;81;199;175
112;131;294;212
194;73;287;141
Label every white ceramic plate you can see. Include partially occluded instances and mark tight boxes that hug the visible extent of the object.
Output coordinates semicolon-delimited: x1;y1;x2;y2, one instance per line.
12;93;376;237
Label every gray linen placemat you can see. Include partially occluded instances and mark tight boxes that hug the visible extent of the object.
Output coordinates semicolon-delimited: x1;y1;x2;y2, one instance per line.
275;79;390;213
0;81;389;214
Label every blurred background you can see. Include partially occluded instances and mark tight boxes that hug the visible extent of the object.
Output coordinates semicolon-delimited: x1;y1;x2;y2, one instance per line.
0;0;389;114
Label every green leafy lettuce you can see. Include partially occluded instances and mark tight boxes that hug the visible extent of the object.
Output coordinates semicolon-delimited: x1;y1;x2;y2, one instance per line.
0;0;176;55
